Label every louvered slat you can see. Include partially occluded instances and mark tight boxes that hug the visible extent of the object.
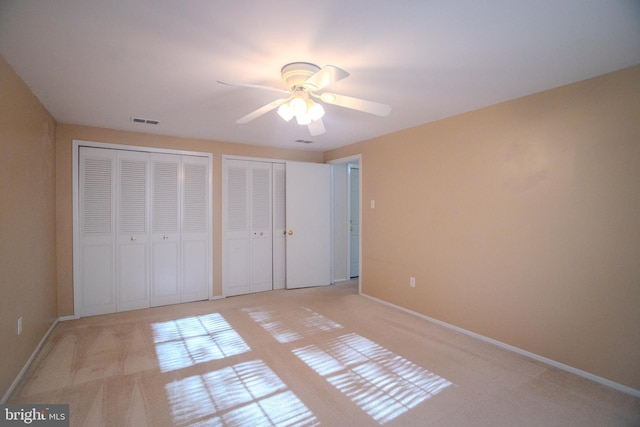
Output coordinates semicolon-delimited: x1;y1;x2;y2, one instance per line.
252;166;271;231
274;165;286;230
82;157;113;235
183;163;207;233
153;161;178;233
119;158;147;234
227;166;247;232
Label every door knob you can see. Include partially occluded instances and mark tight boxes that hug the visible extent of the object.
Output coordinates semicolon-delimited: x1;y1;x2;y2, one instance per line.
130;236;136;241
259;232;264;236
287;230;293;235
163;235;168;240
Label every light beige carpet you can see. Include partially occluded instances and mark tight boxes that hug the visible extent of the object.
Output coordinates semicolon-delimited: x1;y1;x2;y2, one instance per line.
8;281;640;426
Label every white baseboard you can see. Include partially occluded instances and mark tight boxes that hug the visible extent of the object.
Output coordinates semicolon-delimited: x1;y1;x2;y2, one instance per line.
1;318;60;404
361;292;640;398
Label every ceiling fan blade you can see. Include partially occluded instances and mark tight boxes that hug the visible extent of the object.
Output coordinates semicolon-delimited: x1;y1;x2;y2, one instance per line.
307;118;326;136
319;92;391;117
218;80;290;94
236;98;289;124
303;65;349;91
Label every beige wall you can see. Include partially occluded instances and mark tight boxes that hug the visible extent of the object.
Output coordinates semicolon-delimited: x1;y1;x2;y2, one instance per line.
0;55;58;398
55;124;323;316
325;65;640;390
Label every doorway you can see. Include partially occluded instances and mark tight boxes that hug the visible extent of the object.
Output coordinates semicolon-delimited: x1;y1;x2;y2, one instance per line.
330;155;362;292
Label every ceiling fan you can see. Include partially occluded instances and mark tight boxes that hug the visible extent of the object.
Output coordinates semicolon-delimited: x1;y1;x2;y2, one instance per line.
218;62;391;136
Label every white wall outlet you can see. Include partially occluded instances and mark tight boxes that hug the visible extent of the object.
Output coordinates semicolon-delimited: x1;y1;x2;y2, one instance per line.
410;277;416;287
370;199;376;209
17;316;22;335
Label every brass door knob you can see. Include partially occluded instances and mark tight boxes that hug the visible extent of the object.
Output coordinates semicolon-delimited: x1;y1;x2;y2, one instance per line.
287;230;293;235
130;236;136;241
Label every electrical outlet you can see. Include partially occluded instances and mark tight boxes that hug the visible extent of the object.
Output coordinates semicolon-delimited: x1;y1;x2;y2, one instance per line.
17;316;22;335
410;277;416;288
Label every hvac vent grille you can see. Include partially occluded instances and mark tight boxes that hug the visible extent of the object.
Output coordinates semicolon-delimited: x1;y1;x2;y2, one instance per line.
131;117;159;125
295;139;313;144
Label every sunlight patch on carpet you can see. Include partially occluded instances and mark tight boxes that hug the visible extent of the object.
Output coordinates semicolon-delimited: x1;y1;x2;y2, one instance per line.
293;333;452;424
165;360;318;426
151;313;250;372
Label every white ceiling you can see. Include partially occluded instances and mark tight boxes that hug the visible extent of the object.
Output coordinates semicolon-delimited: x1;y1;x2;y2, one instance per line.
1;1;639;151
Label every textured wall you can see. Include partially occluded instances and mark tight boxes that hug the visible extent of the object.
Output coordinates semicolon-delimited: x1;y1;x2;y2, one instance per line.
0;55;57;399
325;66;640;391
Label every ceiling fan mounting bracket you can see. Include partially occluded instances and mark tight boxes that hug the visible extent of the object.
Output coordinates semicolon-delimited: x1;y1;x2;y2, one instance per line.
280;62;320;90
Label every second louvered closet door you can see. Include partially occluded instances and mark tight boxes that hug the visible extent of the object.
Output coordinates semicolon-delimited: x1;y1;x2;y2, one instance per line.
224;159;276;296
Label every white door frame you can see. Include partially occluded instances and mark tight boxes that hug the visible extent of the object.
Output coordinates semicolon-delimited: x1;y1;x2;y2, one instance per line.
329;154;362;294
72;139;213;318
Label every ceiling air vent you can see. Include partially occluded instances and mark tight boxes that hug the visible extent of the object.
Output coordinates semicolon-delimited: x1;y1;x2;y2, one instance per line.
295;139;313;144
131;117;159;125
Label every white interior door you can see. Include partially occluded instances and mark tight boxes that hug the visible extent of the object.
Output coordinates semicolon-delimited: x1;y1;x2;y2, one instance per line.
79;147;117;316
116;150;150;312
181;156;210;302
272;163;286;289
286;161;331;289
150;153;181;307
249;161;273;293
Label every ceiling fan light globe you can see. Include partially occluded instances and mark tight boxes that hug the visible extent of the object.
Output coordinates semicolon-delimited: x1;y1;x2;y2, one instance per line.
277;104;294;121
308;102;325;121
290;97;307;115
296;114;312;125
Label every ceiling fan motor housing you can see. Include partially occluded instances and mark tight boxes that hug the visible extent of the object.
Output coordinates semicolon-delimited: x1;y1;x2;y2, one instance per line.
281;62;320;90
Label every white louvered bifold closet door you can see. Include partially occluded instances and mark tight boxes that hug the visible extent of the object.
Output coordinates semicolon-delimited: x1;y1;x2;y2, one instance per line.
223;159;277;296
150;153;181;306
250;161;273;293
272;163;286;289
117;150;150;312
181;155;210;302
224;159;250;296
79;147;117;316
78;145;211;316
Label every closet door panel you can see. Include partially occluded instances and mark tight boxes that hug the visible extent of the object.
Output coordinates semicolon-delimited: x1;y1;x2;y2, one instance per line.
224;160;250;296
272;163;286;290
116;151;150;311
79;147;117;316
250;162;273;293
181;156;210;302
81;245;114;308
183;240;208;300
150;153;181;306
